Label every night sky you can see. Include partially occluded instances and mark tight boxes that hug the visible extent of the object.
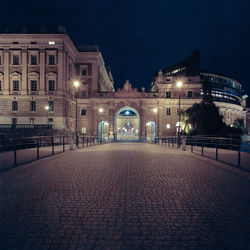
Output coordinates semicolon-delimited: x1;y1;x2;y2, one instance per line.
1;0;250;103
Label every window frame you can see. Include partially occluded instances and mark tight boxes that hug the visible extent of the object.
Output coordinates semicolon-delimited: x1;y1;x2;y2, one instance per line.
166;91;171;98
13;80;19;91
30;101;36;111
12;101;18;111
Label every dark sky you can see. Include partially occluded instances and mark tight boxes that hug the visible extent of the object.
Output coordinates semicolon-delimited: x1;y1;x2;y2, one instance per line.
1;0;250;101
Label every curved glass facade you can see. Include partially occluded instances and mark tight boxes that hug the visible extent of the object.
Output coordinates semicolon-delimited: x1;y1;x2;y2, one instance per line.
200;72;242;105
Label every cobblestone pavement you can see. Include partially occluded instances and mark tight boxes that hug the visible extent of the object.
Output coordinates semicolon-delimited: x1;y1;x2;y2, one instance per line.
0;143;250;249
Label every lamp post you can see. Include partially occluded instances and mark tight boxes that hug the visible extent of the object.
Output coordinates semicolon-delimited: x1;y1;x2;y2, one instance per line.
74;81;80;148
45;105;49;125
153;108;158;143
177;81;183;148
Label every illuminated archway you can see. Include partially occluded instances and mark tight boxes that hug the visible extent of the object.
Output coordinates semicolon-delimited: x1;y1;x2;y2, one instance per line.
146;121;157;142
98;121;109;142
115;107;140;141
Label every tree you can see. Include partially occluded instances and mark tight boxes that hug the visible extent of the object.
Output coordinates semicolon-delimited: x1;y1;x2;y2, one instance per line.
185;101;225;135
232;118;246;134
202;76;213;103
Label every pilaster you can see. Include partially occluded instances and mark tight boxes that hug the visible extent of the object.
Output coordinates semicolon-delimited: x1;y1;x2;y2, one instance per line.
39;47;45;94
3;47;9;94
21;47;27;95
57;48;63;94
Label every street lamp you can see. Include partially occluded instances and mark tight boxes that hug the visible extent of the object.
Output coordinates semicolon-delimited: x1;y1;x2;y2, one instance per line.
177;81;183;148
74;81;80;148
45;105;49;125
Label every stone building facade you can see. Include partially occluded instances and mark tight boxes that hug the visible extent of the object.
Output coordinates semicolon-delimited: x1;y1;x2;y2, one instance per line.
0;30;247;141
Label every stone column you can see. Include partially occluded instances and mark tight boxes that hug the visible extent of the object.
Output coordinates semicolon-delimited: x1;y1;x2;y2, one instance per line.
39;47;45;94
3;47;9;95
21;47;27;95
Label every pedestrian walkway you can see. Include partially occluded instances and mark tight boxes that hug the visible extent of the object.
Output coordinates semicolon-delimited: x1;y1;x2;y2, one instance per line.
0;143;250;249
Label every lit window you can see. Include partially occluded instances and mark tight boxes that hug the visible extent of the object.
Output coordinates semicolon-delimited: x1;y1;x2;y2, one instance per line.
31;80;37;91
48;101;54;111
30;101;36;111
48;41;55;45
49;55;55;65
12;101;18;111
13;80;19;91
166;91;171;98
13;55;19;65
31;55;37;65
166;108;171;115
82;127;86;134
81;109;86;115
49;80;55;91
30;118;35;124
166;124;170;129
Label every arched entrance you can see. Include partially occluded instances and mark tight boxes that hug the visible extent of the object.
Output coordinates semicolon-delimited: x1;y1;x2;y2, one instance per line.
98;121;109;142
115;107;140;141
146;121;157;142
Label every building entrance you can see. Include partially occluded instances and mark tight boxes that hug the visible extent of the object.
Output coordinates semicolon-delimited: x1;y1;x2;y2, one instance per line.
146;121;157;142
98;121;109;142
115;107;140;141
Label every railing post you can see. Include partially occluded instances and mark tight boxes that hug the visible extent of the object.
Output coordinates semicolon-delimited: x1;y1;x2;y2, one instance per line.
13;134;17;166
63;136;65;152
36;137;39;159
202;140;204;156
238;147;241;168
216;138;218;161
51;137;54;155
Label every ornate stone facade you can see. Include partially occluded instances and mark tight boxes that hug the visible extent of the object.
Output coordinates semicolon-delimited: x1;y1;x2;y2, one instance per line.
0;32;247;140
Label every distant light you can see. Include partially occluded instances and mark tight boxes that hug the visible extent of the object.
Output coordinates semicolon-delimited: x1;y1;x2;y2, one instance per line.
177;81;183;88
49;41;55;45
230;124;233;127
104;122;109;126
166;124;170;129
99;108;104;113
146;122;151;126
153;108;158;113
73;81;80;88
125;111;130;115
45;105;49;111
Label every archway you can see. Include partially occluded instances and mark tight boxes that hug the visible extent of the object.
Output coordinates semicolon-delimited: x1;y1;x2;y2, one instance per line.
98;121;109;142
146;121;157;142
115;107;140;141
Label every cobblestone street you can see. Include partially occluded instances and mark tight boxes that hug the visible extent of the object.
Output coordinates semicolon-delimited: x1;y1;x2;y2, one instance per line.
1;143;250;249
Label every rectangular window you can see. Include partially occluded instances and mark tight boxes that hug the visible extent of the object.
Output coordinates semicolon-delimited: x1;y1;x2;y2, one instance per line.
48;101;54;111
82;127;86;134
12;101;18;111
81;68;87;76
188;91;193;98
166;108;171;115
13;80;19;91
48;118;53;124
166;124;170;129
30;101;36;111
49;80;55;91
30;118;35;124
31;80;37;91
81;109;86;115
13;55;19;65
0;55;2;64
49;55;55;65
81;91;86;99
31;55;37;65
12;118;17;125
166;91;171;98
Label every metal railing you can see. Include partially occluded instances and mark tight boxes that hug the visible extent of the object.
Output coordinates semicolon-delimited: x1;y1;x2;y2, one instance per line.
0;135;107;170
155;135;250;171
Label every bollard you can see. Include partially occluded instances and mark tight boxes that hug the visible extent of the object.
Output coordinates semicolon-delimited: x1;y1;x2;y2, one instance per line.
238;148;241;168
51;137;54;155
87;137;89;147
63;136;65;152
201;141;204;156
14;135;17;166
36;137;40;159
182;137;186;151
215;139;218;161
70;137;74;150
